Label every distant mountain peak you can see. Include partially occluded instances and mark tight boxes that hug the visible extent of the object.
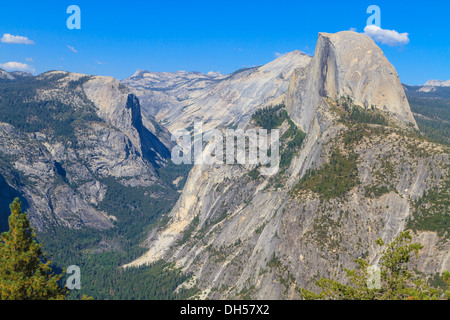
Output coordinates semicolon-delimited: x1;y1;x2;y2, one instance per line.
424;79;450;87
10;71;33;78
128;69;224;81
0;68;18;81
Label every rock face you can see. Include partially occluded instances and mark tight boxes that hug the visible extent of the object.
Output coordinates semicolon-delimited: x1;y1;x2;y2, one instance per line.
124;51;312;133
122;70;226;126
83;76;173;167
286;31;417;132
124;32;449;299
0;72;172;231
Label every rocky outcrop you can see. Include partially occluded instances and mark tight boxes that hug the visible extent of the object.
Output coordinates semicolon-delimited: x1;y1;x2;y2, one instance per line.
286;31;417;133
125;94;171;167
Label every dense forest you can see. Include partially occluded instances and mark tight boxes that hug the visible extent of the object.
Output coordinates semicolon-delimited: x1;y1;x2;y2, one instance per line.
0;74;100;143
34;161;194;300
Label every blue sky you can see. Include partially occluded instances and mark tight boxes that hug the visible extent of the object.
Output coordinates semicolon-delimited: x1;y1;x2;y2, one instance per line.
0;0;448;85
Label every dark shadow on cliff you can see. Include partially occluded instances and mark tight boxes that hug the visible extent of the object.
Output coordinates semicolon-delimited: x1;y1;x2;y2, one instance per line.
126;94;171;168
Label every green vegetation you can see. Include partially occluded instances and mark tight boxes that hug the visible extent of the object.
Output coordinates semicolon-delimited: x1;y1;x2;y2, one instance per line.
0;75;101;143
445;271;450;299
292;150;359;200
248;166;261;180
307;215;342;251
0;75;200;300
36;225;198;300
407;178;449;239
346;105;388;125
157;162;193;191
267;253;283;269
298;231;445;300
407;96;450;146
98;177;177;246
251;103;288;130
429;271;450;298
251;103;306;180
332;96;388;126
255;221;268;235
279;118;306;171
364;185;391;198
178;216;200;246
0;198;67;300
34;174;192;300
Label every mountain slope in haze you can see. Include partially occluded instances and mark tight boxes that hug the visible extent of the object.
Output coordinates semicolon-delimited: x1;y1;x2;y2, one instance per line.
0;68;33;82
0;68;17;81
403;84;450;145
124;31;449;299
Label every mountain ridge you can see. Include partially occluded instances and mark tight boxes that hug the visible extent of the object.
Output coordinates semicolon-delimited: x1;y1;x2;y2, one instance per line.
0;32;447;300
122;31;449;299
424;80;450;87
0;71;178;232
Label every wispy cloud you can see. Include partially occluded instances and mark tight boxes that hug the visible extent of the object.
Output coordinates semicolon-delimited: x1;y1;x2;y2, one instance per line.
0;61;35;73
66;44;78;53
1;33;35;45
274;52;287;58
363;25;409;46
25;57;34;62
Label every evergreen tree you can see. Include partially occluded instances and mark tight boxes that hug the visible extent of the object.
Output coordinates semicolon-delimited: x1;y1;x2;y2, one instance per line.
443;271;450;299
299;231;445;300
0;198;67;300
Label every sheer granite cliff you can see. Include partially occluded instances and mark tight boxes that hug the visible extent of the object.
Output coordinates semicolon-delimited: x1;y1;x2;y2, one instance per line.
124;32;449;299
285;31;417;134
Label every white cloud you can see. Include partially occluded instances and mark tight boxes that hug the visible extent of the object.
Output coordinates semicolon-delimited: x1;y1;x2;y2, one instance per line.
349;27;358;32
274;52;286;58
363;25;409;46
66;44;78;53
1;33;35;45
25;57;34;62
0;62;35;73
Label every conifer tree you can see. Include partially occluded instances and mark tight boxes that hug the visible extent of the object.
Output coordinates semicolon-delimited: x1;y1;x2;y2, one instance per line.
299;231;445;300
0;198;67;300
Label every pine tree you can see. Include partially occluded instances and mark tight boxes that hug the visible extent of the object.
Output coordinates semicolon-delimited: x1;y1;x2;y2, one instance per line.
0;198;67;300
299;231;445;300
